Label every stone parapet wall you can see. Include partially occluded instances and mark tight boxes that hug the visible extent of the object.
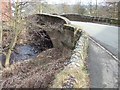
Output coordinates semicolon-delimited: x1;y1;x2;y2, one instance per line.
61;14;119;26
52;31;89;88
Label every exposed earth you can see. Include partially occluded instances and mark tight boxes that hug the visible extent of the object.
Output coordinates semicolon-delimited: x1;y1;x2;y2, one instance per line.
0;48;71;88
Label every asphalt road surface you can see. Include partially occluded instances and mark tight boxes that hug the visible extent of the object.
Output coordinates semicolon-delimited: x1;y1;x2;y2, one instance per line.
87;39;118;88
71;21;119;58
70;21;119;88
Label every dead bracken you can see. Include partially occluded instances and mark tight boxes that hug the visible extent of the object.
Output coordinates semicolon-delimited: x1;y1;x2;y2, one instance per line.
0;48;71;88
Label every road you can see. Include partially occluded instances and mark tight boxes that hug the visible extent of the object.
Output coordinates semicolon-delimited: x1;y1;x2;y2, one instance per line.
70;21;119;88
87;39;118;88
71;21;119;58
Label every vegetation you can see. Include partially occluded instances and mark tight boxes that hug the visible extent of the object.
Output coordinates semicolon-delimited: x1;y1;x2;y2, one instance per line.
0;0;118;88
1;0;27;67
0;10;3;69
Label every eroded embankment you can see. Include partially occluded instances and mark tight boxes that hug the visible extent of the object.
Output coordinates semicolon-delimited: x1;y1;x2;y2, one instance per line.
52;31;89;88
0;14;89;88
0;48;70;88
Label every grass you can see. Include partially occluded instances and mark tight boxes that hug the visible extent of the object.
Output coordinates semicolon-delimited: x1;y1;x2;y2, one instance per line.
51;65;89;88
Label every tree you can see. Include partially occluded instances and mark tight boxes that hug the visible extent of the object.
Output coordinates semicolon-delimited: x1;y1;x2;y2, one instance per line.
0;3;3;69
87;0;93;15
5;0;20;66
73;2;86;15
105;1;118;19
0;0;28;67
95;0;98;17
61;3;70;14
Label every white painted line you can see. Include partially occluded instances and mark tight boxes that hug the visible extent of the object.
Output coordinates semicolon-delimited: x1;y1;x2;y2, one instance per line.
89;36;119;63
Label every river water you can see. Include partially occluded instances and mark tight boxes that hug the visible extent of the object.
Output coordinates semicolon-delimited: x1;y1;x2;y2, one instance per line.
0;44;46;66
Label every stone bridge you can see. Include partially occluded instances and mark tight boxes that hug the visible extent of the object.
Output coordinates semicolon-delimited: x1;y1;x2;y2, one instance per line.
24;14;82;50
0;14;89;88
1;13;82;66
61;14;119;26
